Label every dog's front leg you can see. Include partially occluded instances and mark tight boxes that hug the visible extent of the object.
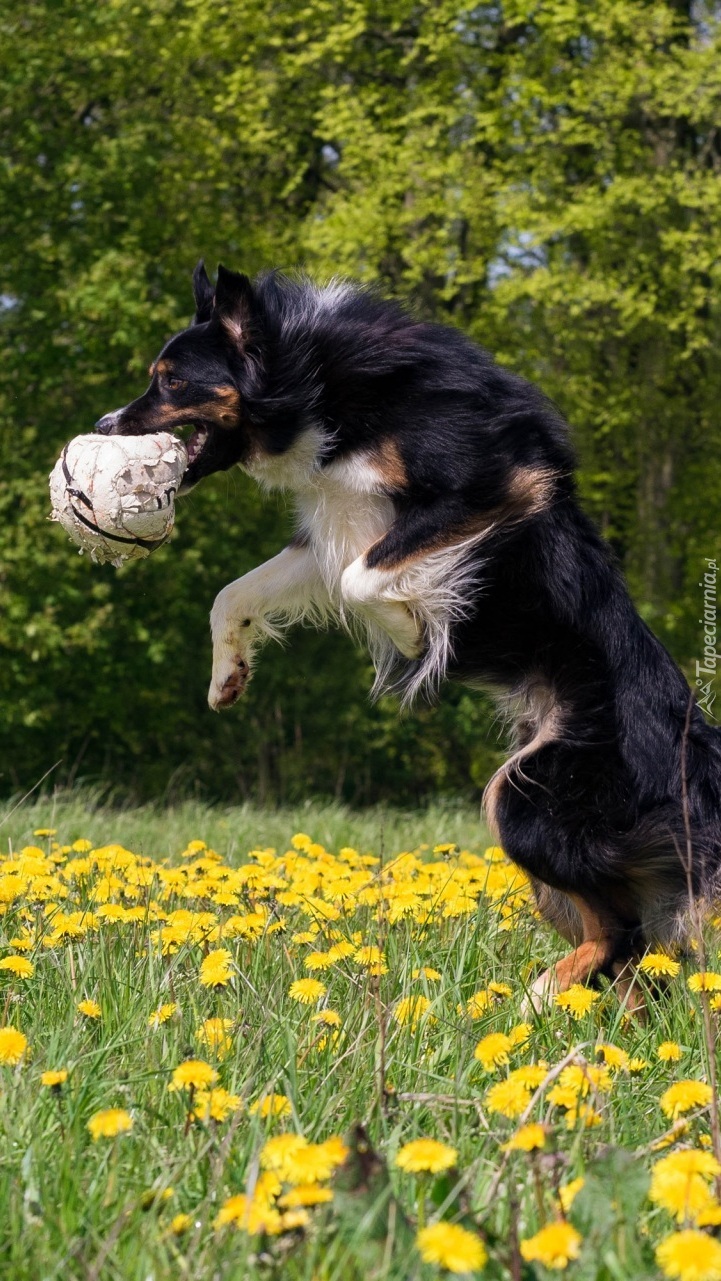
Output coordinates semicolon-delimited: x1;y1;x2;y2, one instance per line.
209;543;329;710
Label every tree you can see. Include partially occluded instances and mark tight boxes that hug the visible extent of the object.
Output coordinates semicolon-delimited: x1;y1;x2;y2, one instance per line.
1;0;718;802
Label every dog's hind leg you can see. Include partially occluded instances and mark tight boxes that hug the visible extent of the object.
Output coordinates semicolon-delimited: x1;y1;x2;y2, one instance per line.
526;895;618;1013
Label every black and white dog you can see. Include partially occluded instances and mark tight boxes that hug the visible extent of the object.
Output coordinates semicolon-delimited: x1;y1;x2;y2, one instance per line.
96;263;721;1005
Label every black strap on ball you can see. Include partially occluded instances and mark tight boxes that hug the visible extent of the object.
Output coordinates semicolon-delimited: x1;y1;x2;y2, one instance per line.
62;445;171;551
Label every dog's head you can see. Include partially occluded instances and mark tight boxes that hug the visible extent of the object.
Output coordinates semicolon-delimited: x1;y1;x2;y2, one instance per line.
95;263;261;491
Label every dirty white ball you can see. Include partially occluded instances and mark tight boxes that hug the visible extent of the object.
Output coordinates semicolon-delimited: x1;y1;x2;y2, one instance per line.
49;432;188;567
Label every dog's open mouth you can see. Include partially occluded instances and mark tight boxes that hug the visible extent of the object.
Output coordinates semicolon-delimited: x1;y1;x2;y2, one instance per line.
185;425;210;465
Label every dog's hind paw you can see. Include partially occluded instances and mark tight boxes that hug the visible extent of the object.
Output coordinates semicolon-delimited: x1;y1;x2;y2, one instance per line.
520;967;559;1019
208;656;250;711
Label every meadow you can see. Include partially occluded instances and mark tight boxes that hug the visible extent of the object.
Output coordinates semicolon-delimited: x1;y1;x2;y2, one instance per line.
1;790;721;1281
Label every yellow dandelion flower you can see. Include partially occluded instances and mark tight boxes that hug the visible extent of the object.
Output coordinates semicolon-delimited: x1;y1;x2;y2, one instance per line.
0;956;34;979
688;973;721;993
170;1212;193;1234
291;833;312;851
461;990;492;1018
559;1178;585;1213
474;1031;513;1071
658;1042;683;1062
596;1043;630;1071
195;1017;234;1058
394;995;435;1029
278;1184;333;1208
33;828;57;837
41;1069;68;1087
485;1077;532;1118
696;1203;721;1227
488;981;513;998
282;1137;349;1185
651;1168;719;1224
310;1009;342;1028
412;966;442;981
661;1081;714;1119
638;953;681;979
628;1057;650;1072
249;1092;292;1118
512;1064;549;1089
653;1122;691;1151
509;1022;532;1047
8;934;32;953
554;985;600;1019
77;999;101;1019
548;1064;612;1107
484;846;506;861
304;951;334;971
0;1027;28;1065
87;1108;133;1140
353;945;388;975
260;1133;308;1176
169;1059;218;1091
563;1103;603;1130
326;941;355;962
214;1192;282;1235
140;1186;174;1209
656;1229;721;1281
148;1003;177;1028
395;1139;457;1174
520;1221;582;1270
502;1123;546;1152
289;978;326;1004
417;1223;487;1273
191;1087;242;1123
199;948;233;988
280;1208;310;1230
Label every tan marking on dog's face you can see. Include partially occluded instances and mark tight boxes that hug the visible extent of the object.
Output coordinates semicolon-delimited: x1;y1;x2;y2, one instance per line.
187;393;241;427
154;358;170;377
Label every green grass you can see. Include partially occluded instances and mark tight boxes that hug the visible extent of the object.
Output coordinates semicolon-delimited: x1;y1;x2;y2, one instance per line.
0;789;719;1280
1;787;489;863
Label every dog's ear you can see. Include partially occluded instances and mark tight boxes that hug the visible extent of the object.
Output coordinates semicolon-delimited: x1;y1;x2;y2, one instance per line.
213;264;256;347
192;260;214;325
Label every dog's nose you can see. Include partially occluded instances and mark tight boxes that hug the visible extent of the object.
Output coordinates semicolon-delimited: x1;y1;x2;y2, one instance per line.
95;412;120;435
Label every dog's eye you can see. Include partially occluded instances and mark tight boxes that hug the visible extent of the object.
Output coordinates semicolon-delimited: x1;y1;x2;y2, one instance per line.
167;376;187;391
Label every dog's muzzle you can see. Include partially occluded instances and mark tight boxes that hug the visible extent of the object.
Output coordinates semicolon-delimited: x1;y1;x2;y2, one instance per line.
95;411;123;435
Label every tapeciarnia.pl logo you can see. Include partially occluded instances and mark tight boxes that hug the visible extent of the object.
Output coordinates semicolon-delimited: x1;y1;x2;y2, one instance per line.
696;557;717;719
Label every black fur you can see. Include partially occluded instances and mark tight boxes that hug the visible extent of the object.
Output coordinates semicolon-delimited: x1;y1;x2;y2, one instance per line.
96;264;721;973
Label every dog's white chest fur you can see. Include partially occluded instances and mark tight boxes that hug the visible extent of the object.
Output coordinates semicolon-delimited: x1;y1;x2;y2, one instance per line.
245;434;395;594
241;428;482;703
295;454;396;597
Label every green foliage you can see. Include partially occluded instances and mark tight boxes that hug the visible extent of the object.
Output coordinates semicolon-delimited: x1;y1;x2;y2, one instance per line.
1;0;719;801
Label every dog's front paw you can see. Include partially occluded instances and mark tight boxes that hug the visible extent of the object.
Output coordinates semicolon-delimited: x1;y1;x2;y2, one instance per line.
208;654;250;711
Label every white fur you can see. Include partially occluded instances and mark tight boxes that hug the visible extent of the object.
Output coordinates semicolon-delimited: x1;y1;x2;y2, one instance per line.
209;288;490;709
209;434;489;707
